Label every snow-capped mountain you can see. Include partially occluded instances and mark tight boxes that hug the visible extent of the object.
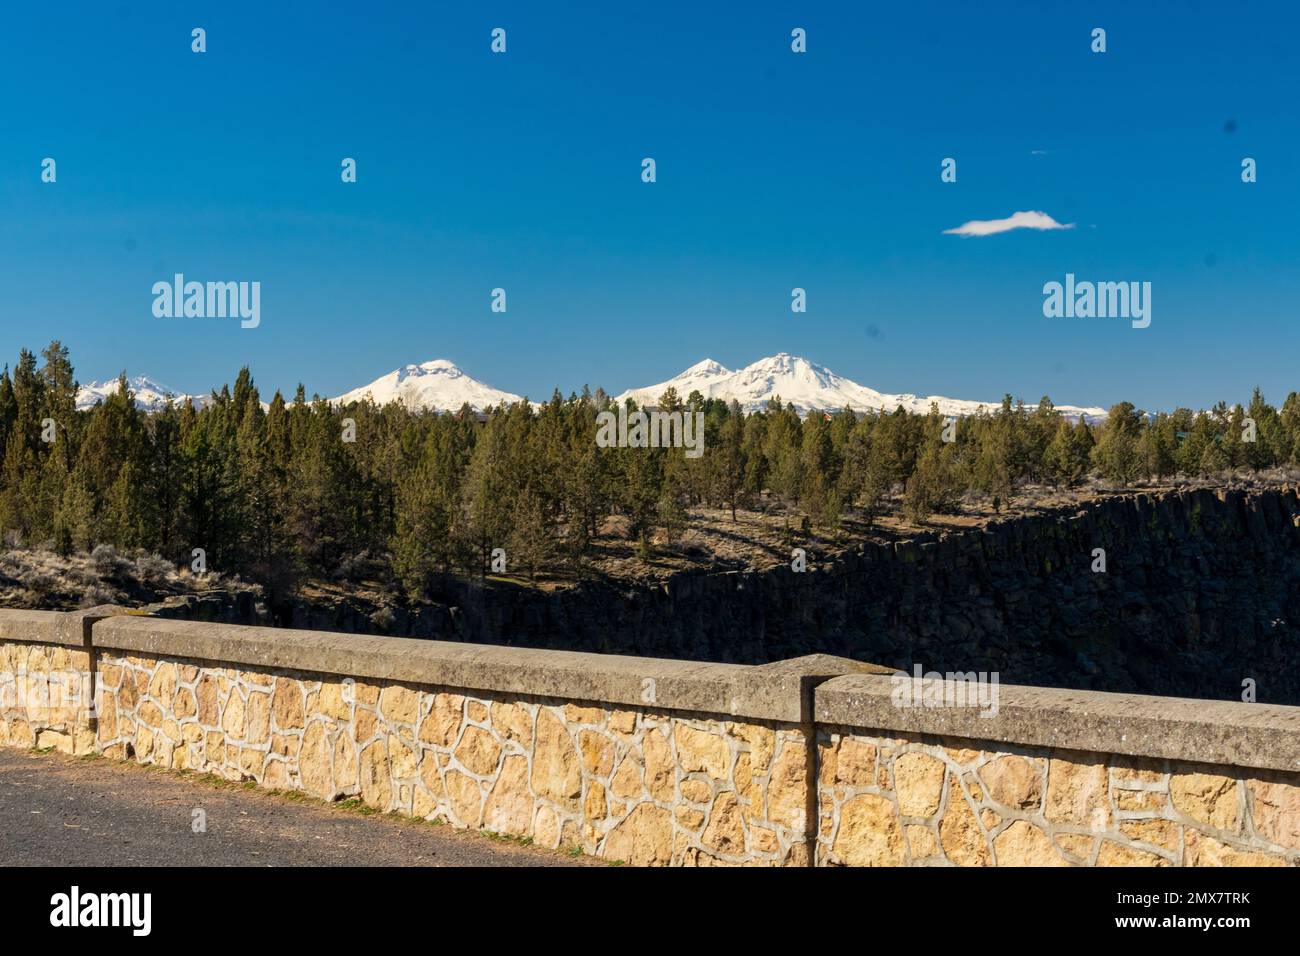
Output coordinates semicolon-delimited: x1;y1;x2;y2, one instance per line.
625;358;735;400
76;376;201;413
76;355;1106;422
330;359;525;411
615;353;1107;421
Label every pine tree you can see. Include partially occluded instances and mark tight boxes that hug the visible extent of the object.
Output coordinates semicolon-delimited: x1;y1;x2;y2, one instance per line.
621;442;662;557
657;481;688;549
1243;387;1279;470
1199;432;1229;474
1044;417;1093;486
869;406;915;492
561;394;606;571
1137;416;1176;479
55;467;95;554
0;350;44;539
177;397;238;569
392;426;462;596
1091;403;1144;485
460;418;515;576
1280;392;1300;465
798;413;835;521
144;402;185;560
507;485;554;579
713;402;748;520
741;414;768;504
972;396;1025;499
762;398;803;499
1026;397;1060;483
0;369;15;471
903;441;959;523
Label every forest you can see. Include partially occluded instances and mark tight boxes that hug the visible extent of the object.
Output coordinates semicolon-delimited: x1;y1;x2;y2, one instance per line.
2;342;1298;603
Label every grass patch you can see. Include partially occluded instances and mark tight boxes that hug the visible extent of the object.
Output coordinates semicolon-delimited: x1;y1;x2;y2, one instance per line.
484;830;535;848
272;788;309;802
334;798;378;816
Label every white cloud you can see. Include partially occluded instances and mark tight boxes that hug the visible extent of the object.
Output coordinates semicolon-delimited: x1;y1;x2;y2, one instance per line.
942;210;1074;238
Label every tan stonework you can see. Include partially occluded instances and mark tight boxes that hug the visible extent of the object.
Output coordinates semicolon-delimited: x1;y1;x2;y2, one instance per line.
817;728;1300;867
0;641;95;755
79;648;811;866
3;624;1298;868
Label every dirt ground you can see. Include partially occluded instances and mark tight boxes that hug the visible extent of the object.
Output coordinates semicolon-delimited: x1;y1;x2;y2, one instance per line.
0;748;596;867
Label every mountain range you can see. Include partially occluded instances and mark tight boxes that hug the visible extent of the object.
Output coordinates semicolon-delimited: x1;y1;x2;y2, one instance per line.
76;376;206;413
613;353;1106;420
329;359;525;411
75;355;1107;421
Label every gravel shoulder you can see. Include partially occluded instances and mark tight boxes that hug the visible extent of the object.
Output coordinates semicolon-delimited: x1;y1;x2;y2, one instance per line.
0;748;596;867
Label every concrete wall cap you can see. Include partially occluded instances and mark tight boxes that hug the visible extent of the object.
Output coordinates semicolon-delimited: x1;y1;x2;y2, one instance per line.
87;615;870;723
0;606;130;647
815;672;1300;774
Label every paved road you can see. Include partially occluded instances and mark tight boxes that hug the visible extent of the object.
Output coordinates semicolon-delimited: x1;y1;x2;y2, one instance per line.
0;749;591;867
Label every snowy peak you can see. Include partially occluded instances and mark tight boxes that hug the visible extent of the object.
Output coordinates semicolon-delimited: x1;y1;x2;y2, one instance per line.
76;375;198;413
615;358;732;406
729;353;841;393
402;359;460;379
616;353;879;413
680;358;732;378
331;359;525;411
616;354;1107;420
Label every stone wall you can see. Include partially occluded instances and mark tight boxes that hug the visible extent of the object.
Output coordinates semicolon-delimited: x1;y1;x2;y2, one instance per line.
94;650;813;866
814;673;1300;866
0;639;94;754
815;731;1299;866
0;609;99;755
1;607;1298;866
2;609;852;866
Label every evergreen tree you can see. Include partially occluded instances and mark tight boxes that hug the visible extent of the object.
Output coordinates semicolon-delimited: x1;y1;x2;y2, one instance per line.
392;428;461;596
903;441;960;523
0;350;44;539
508;485;554;579
1243;387;1280;470
1280;393;1300;465
1091;403;1144;485
713;402;748;520
1137;415;1176;480
762;398;803;498
460;417;515;576
0;339;1294;596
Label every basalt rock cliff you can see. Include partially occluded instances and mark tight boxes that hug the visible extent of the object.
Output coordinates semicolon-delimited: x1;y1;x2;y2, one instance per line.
150;486;1300;705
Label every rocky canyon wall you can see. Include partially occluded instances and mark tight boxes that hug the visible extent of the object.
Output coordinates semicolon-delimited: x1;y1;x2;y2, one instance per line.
216;487;1300;705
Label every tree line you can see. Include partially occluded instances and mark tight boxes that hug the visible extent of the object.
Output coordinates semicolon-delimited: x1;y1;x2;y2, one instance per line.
2;342;1298;600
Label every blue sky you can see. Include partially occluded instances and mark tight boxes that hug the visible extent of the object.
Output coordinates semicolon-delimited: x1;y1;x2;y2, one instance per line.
1;1;1296;411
